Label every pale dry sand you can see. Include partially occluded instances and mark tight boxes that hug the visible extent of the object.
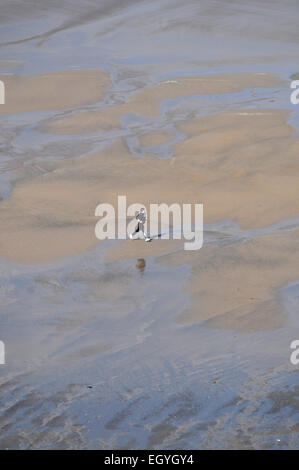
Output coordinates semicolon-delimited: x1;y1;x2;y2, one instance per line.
173;108;299;229
40;73;284;134
0;69;111;114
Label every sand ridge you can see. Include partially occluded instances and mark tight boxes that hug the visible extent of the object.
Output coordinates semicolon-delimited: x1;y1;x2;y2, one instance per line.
0;69;112;114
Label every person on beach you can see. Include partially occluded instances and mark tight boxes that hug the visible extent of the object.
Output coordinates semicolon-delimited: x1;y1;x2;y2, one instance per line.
130;208;151;242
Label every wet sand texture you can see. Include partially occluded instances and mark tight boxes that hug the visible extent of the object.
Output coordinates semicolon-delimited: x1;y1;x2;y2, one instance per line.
41;73;283;134
0;70;111;114
1;0;299;450
158;232;299;332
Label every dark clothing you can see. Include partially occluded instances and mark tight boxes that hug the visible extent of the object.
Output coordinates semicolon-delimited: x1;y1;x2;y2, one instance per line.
133;222;145;235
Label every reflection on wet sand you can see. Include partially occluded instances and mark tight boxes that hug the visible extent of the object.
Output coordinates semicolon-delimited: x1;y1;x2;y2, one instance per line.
136;258;146;275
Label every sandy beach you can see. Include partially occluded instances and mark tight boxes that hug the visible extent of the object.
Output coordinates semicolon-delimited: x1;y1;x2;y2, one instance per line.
0;0;298;450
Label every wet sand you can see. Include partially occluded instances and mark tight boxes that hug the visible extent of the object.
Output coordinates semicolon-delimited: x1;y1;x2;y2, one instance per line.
138;130;173;147
0;0;299;451
41;73;283;134
159;231;299;332
0;70;111;114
